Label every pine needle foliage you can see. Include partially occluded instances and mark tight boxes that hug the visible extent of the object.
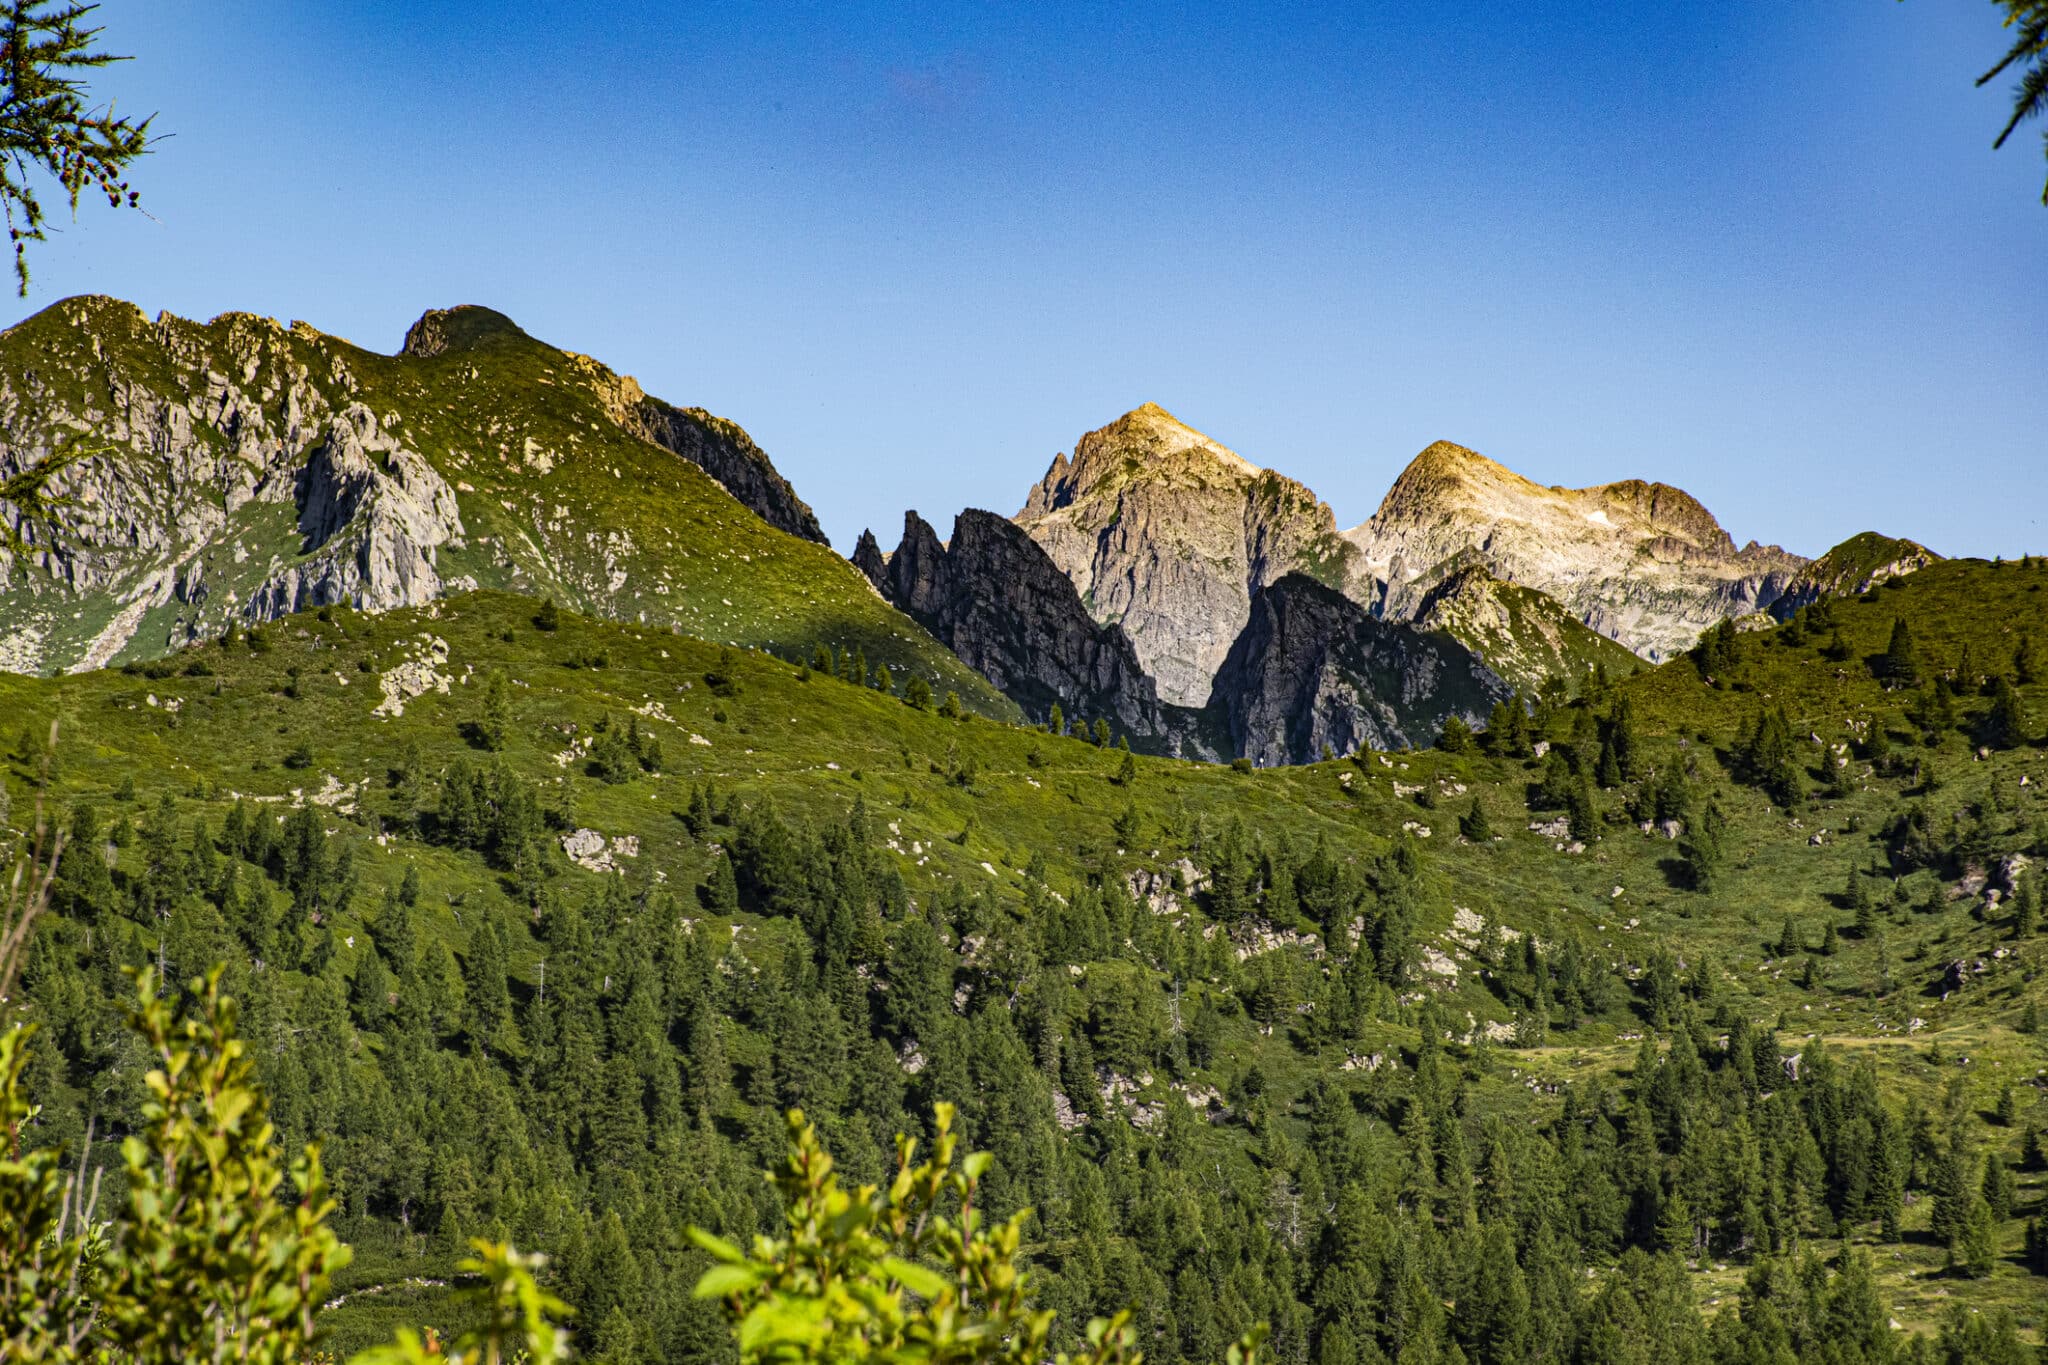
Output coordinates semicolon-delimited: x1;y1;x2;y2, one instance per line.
0;1;153;292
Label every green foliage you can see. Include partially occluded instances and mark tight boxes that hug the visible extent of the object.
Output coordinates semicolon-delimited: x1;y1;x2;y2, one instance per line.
0;0;154;292
690;1103;1266;1365
1881;617;1920;686
1978;0;2048;204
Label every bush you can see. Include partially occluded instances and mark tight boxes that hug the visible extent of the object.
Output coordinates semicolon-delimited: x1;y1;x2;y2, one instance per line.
687;1104;1266;1365
0;967;571;1365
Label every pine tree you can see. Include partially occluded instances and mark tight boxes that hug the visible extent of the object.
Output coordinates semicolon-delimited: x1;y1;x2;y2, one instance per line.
1983;1152;2016;1221
1607;696;1644;782
2017;633;2044;684
1985;676;2030;748
1882;617;1920;685
534;597;560;630
1777;916;1802;959
1047;701;1064;736
478;669;512;750
1952;1196;1998;1278
1459;796;1492;843
1930;1140;1973;1248
903;675;932;710
1113;749;1136;787
1092;718;1112;747
1436;715;1474;754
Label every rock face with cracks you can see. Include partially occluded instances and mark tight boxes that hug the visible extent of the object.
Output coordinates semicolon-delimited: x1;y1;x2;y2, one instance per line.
856;508;1167;741
1015;403;1366;708
1344;440;1806;661
1207;573;1510;767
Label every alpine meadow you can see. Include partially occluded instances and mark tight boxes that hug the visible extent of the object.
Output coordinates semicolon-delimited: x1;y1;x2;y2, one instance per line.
1;4;2046;1364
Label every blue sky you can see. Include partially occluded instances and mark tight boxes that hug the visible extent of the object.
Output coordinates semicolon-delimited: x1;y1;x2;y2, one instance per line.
11;1;2045;558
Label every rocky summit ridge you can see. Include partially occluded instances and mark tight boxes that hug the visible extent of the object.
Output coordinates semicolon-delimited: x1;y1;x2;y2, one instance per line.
1346;439;1807;660
1015;403;1364;707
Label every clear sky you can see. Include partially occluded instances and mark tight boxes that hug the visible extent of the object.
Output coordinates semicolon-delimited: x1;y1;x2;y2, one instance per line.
10;1;2045;560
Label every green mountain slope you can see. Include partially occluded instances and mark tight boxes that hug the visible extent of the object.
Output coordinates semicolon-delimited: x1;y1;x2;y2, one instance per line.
1;557;2043;1358
1406;561;1646;695
0;295;1011;717
1770;531;1942;620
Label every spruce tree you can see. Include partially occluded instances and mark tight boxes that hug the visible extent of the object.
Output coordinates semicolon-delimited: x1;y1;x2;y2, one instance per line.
1459;796;1492;843
478;669;512;750
1882;617;1920;685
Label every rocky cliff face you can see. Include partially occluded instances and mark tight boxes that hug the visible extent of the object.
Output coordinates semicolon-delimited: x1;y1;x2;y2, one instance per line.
1347;441;1805;661
0;295;1008;715
856;509;1167;741
1014;403;1365;708
1208;573;1509;766
1769;532;1940;619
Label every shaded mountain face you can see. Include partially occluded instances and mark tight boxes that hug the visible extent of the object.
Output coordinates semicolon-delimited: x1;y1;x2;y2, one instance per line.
1015;403;1364;708
1347;440;1806;661
1208;573;1509;766
0;296;1009;714
855;509;1168;743
1769;532;1940;620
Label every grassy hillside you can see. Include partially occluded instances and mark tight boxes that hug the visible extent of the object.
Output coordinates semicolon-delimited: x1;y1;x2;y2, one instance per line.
1409;563;1646;695
0;296;1013;719
1;559;2044;1360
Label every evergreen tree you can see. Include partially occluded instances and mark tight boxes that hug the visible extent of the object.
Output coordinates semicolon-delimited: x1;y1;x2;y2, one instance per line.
1458;796;1492;843
478;669;512;750
903;675;932;710
1436;715;1474;754
1048;701;1064;736
1983;676;2030;748
534;597;561;630
1882;617;1920;685
1951;1196;1997;1279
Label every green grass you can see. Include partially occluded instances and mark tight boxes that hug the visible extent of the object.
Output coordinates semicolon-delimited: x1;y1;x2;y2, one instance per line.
2;559;2044;1347
0;296;1013;719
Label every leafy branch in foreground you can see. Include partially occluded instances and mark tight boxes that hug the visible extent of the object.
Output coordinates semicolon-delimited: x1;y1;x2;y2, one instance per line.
1;956;571;1362
689;1102;1267;1365
0;442;119;563
0;0;154;292
1978;0;2048;202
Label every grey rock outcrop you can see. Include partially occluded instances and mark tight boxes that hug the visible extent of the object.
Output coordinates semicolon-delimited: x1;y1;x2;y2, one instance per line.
1208;574;1509;766
1015;403;1366;708
625;399;827;545
857;509;1167;740
245;405;465;617
1345;441;1806;661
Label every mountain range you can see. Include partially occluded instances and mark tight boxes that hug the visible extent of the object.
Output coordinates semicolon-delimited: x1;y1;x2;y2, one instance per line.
0;297;1940;765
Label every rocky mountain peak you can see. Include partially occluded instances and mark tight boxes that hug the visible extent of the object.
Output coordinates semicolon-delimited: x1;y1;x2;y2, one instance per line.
855;507;1166;741
399;305;532;359
1346;439;1805;661
1013;406;1361;707
1021;403;1257;520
